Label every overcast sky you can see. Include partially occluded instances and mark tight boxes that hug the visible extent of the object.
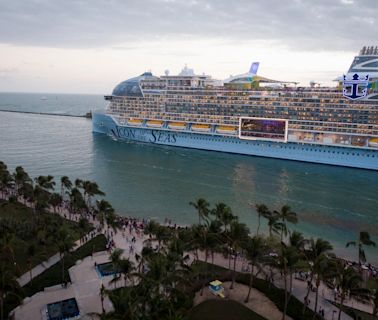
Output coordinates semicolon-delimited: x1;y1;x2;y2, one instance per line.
0;0;377;93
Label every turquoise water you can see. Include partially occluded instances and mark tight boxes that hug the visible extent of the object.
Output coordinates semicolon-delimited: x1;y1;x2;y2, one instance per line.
0;92;377;264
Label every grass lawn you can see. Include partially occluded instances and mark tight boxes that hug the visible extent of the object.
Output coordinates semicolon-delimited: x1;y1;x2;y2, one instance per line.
0;200;92;273
188;300;267;320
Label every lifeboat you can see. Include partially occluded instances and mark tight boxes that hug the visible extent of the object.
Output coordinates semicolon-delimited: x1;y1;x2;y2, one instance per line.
191;124;211;132
216;125;238;134
146;120;164;128
127;119;143;126
368;137;378;148
168;122;186;130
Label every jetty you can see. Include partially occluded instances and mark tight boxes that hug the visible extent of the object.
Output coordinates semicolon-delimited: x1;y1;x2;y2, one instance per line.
0;109;92;118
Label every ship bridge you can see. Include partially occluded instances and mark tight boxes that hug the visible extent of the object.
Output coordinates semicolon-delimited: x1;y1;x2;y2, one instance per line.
348;46;378;77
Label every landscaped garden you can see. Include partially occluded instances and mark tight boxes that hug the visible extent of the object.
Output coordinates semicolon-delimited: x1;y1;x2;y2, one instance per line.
1;161;377;320
0;200;92;273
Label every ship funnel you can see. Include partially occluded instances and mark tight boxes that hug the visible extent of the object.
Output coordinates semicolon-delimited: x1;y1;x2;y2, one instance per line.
249;62;259;74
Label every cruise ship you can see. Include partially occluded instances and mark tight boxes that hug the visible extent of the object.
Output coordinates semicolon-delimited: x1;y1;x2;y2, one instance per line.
93;46;378;170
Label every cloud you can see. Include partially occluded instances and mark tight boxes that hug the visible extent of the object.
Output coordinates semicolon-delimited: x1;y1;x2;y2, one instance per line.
0;67;18;79
0;0;376;51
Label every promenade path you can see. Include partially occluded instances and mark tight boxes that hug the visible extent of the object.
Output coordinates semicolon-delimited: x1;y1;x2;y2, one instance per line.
12;225;142;320
12;201;101;286
2;194;372;320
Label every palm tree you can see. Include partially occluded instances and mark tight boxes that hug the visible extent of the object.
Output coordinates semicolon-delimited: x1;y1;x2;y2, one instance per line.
118;258;134;287
244;236;267;302
0;265;21;320
74;178;83;189
152;226;171;250
332;261;371;320
142;250;190;311
96;199;115;229
0;167;13;198
60;176;72;199
277;242;300;320
211;202;236;232
254;203;269;236
69;187;87;215
274;205;298;240
0;231;22;320
100;284;107;314
189;198;210;225
34;185;50;213
25;243;47;286
82;180;105;209
144;220;159;239
207;219;222;265
108;286;140;320
110;248;123;288
312;253;333;315
191;224;212;295
35;175;56;193
346;231;376;265
227;221;249;289
13;166;31;195
288;231;307;294
303;238;333;314
263;211;282;238
0;161;7;172
49;193;62;213
55;227;75;284
368;277;378;316
19;182;34;205
135;246;154;273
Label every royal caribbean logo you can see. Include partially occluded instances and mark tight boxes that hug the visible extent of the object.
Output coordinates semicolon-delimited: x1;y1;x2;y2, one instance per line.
342;73;369;100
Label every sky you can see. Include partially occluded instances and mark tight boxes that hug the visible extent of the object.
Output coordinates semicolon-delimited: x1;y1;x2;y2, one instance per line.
0;0;377;94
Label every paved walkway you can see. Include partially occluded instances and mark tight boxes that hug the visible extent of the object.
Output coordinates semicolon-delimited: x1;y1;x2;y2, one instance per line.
17;252;61;287
12;251;114;319
15;208;101;287
2;193;373;319
17;230;103;287
12;225;144;320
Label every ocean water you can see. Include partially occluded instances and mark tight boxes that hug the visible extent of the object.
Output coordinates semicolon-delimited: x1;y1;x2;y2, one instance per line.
0;92;377;264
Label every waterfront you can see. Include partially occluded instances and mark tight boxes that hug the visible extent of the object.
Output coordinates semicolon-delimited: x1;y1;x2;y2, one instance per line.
0;93;377;263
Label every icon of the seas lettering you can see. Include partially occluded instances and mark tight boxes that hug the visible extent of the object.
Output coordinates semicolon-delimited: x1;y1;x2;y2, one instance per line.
112;127;136;139
342;73;369;100
150;130;177;143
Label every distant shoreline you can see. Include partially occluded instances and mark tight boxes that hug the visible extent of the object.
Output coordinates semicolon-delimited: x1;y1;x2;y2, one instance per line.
0;109;90;118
